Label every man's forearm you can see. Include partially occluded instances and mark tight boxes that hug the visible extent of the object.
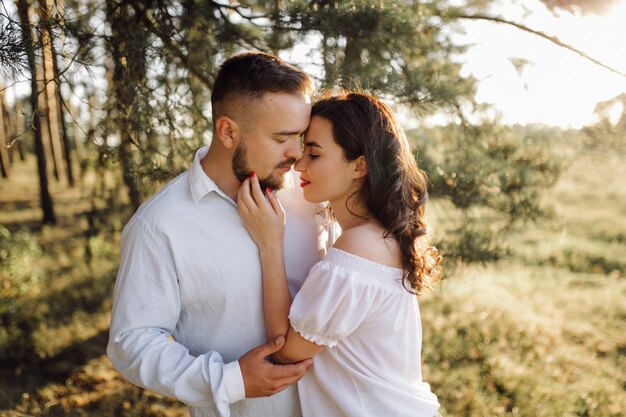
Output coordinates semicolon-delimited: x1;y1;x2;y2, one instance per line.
107;327;244;416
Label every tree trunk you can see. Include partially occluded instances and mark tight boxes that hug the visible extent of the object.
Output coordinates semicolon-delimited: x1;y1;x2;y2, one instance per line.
37;0;66;184
17;0;56;224
340;35;361;89
69;97;86;176
0;88;11;178
14;99;26;161
35;59;57;182
1;86;18;163
43;0;76;186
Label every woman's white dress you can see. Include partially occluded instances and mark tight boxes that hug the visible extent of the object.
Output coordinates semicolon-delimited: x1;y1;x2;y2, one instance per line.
289;248;440;417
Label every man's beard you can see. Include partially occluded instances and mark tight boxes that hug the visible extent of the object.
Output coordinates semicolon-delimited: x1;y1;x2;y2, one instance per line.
232;141;296;191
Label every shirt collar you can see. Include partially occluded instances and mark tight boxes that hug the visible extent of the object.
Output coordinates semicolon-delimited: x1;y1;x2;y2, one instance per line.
188;146;225;204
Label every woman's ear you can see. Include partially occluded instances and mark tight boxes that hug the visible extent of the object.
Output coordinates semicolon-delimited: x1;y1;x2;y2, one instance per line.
214;115;239;149
352;155;368;179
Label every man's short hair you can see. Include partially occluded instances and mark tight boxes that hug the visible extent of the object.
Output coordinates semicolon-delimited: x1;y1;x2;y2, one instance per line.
211;51;313;122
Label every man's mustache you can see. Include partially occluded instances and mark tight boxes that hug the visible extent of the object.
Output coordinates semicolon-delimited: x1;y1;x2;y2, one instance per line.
276;158;297;169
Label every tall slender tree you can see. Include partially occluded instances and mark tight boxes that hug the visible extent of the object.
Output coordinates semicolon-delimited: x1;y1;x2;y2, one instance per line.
40;0;75;186
0;87;11;178
37;0;66;183
16;0;56;224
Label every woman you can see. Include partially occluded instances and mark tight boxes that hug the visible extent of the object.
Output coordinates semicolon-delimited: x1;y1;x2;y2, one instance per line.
237;93;442;416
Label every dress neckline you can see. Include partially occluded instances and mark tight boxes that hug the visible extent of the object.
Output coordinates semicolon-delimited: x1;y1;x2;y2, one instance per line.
325;247;404;278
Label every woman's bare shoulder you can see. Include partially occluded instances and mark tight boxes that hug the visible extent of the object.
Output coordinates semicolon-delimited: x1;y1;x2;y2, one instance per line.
333;223;402;268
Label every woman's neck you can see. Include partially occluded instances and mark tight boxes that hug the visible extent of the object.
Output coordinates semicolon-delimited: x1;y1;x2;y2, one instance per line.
329;196;371;232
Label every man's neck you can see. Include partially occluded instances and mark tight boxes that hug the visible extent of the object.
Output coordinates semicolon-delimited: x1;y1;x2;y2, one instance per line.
200;148;240;201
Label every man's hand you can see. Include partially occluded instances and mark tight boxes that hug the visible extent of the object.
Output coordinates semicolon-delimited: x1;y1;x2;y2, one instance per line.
239;336;313;397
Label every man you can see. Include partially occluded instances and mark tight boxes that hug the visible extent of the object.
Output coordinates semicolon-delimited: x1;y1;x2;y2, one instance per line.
107;52;328;417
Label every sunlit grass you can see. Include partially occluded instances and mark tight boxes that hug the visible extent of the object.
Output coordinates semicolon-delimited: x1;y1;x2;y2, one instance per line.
421;264;626;416
420;141;626;416
512;146;626;277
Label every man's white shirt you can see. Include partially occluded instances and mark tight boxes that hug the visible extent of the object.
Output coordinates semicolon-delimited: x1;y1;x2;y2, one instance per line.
107;147;327;417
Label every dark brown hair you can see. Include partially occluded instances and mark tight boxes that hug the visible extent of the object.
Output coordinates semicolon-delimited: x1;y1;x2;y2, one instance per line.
312;93;441;294
211;51;313;123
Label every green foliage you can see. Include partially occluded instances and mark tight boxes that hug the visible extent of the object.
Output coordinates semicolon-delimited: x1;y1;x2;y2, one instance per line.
542;248;625;276
0;226;42;362
88;0;481;207
0;204;120;362
414;123;562;264
96;0;560;265
285;0;474;107
3;0;564;263
423;123;561;219
0;13;28;78
3;0;566;259
438;220;510;264
0;226;42;307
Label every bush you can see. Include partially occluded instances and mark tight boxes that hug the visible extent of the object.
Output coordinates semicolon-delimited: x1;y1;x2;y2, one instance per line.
413;123;562;266
0;226;42;310
0;226;42;361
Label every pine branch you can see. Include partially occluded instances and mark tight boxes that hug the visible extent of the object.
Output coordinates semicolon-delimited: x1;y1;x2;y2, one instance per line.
130;4;214;90
213;6;268;51
208;1;271;21
452;13;626;79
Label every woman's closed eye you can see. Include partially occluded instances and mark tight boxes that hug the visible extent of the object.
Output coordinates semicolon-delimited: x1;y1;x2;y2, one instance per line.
307;153;319;159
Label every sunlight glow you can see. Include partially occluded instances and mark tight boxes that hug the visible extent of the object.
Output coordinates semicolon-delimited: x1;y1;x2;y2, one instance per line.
457;0;626;128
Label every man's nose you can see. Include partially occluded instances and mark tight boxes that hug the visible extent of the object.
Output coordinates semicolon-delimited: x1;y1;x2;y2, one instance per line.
285;138;303;160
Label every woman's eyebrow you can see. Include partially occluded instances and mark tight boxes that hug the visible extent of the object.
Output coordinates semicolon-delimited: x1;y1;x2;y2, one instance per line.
304;141;322;148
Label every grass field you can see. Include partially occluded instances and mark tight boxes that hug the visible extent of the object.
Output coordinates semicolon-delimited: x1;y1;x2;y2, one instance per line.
1;142;624;416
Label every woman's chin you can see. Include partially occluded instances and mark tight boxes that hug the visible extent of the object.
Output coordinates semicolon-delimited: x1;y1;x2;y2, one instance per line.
302;191;324;204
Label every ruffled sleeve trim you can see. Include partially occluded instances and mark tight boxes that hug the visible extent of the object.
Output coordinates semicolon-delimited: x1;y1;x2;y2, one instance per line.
289;320;339;348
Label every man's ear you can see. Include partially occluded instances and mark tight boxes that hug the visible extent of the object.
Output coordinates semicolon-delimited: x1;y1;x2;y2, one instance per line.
214;115;239;149
352;155;368;179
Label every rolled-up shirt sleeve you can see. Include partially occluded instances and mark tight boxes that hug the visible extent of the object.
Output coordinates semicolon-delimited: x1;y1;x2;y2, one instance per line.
107;217;245;416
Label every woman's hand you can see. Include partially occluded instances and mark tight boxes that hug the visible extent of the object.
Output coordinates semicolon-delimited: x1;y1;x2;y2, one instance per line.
237;173;286;251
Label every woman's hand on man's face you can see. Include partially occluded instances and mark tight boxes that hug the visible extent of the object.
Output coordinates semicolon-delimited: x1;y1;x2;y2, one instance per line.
237;172;286;250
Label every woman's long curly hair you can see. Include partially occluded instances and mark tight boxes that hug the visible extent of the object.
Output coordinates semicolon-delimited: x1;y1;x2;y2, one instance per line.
312;93;441;294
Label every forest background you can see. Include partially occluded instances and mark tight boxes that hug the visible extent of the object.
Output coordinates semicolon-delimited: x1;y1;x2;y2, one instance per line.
0;0;624;416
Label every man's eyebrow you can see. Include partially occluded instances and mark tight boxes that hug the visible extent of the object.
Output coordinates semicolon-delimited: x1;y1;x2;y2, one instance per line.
304;141;322;148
